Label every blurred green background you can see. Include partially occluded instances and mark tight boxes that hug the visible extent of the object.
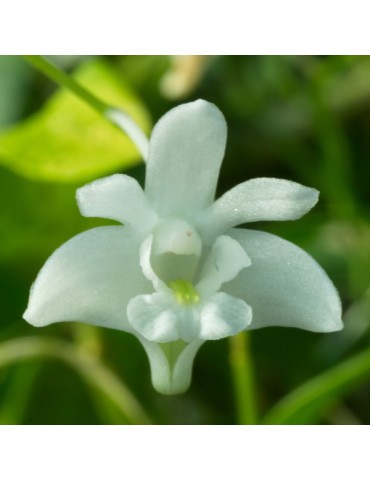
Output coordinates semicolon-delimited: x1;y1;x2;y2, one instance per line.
0;55;369;424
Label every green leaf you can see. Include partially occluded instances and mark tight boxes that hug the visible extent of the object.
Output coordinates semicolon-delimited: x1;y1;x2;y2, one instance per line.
262;348;370;424
0;59;151;183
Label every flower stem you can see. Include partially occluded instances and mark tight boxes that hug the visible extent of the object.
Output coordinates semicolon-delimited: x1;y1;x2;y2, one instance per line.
0;336;151;424
23;55;149;159
229;331;258;424
24;55;108;113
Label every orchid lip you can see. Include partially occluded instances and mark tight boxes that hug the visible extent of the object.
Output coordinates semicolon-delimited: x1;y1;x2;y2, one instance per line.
127;232;253;345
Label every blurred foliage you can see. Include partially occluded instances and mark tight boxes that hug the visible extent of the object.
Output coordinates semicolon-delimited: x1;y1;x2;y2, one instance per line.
0;55;370;424
0;59;151;183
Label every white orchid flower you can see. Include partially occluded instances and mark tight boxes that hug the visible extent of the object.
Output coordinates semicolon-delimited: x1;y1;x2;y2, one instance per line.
24;100;343;395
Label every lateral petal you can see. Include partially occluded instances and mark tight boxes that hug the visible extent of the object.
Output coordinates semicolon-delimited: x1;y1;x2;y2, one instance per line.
77;174;157;235
24;226;152;332
196;235;251;297
223;229;343;332
198;178;319;241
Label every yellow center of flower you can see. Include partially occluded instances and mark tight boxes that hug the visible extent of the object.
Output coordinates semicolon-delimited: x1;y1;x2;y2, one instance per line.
168;279;200;305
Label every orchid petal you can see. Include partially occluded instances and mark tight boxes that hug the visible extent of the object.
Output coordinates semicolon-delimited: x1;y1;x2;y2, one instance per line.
139;338;204;395
199;292;252;340
197;235;251;297
77;174;157;235
23;226;152;332
140;226;201;290
150;218;202;283
128;292;201;343
223;229;343;332
198;178;319;241
139;235;168;292
145;100;227;217
128;290;252;343
128;293;181;343
151;217;201;257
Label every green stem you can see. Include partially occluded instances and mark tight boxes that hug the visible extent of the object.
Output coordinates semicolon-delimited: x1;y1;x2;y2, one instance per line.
24;55;108;113
229;331;258;424
0;363;41;424
23;55;149;159
262;347;370;425
0;336;151;425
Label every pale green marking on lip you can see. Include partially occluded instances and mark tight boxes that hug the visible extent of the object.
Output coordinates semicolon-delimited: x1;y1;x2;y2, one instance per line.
168;279;200;305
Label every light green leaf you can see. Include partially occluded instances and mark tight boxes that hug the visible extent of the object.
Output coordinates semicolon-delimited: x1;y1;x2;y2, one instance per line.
0;59;151;183
262;347;370;424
